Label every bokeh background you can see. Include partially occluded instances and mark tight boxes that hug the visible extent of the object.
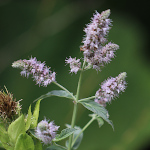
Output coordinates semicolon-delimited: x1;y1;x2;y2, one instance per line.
0;0;150;150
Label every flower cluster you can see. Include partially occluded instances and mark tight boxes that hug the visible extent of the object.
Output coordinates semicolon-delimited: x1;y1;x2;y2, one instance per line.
80;9;119;71
35;119;59;145
65;57;81;74
12;57;56;87
95;72;127;106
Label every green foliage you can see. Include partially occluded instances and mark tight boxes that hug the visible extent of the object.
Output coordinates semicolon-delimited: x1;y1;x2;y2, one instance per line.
25;105;32;131
96;117;104;128
30;99;41;128
89;114;104;128
14;133;34;150
79;100;113;129
8;114;25;144
46;145;66;150
65;125;83;150
0;122;12;150
53;128;77;142
34;90;74;102
34;138;43;150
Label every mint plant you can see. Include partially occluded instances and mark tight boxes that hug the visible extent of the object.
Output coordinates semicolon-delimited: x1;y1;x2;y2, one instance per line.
0;9;127;150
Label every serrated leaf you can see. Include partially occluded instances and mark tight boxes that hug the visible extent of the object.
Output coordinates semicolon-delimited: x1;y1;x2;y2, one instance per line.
25;105;32;131
30;99;41;128
79;100;114;129
34;90;73;102
8;114;25;144
53;128;76;142
46;145;66;150
65;125;83;150
14;133;34;150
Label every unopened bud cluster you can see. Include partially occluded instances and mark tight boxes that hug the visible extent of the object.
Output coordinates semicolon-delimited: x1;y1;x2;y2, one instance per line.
12;57;56;87
35;119;59;145
95;72;127;106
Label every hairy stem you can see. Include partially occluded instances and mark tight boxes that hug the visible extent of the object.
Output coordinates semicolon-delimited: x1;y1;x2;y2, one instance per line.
68;61;86;150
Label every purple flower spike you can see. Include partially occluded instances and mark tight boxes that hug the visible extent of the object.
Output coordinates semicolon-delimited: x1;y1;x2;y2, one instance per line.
65;57;81;74
95;72;127;106
12;56;56;87
35;119;59;145
80;9;119;71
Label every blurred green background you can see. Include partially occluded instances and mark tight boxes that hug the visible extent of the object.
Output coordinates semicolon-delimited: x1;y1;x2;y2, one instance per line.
0;0;150;150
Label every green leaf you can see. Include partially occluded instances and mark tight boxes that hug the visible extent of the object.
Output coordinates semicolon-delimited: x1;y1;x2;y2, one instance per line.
0;141;3;148
29;129;37;138
30;99;41;128
8;114;25;144
0;130;12;149
0;121;6;133
96;117;104;128
28;129;43;150
25;105;32;131
34;90;73;102
65;125;83;150
79;100;114;129
0;122;8;145
89;114;104;128
34;138;43;150
14;133;34;150
53;128;77;142
46;145;66;150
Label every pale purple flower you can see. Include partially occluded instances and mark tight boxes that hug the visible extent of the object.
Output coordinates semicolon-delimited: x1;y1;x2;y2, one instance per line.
12;57;56;87
95;72;127;106
65;57;81;74
80;9;119;71
35;119;59;145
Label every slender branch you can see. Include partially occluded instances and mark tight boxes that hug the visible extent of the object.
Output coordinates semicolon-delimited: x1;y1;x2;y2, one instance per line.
75;61;86;102
78;96;96;102
68;61;86;150
53;81;76;101
72;117;95;147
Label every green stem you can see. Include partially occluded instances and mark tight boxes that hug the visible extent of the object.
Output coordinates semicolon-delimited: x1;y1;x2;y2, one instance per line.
53;82;76;101
78;96;96;102
68;61;86;150
72;117;95;147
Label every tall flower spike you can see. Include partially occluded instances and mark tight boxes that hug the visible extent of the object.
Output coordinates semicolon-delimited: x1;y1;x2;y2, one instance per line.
65;57;81;74
35;119;59;145
95;72;127;106
80;9;119;71
12;57;56;87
